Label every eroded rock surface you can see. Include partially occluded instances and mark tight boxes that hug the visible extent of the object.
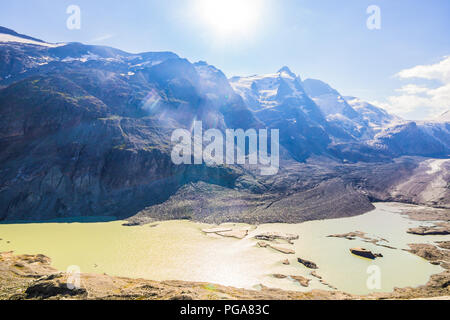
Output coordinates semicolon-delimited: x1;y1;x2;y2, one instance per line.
327;231;396;249
291;276;311;287
406;244;450;266
255;232;299;244
437;241;450;250
407;223;450;236
258;242;295;254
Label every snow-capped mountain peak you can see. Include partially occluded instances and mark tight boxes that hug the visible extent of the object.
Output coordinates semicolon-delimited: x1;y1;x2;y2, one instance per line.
277;66;297;79
229;67;306;111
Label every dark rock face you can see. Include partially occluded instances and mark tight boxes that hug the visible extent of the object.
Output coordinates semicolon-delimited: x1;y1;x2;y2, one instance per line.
25;281;87;299
297;258;318;269
0;35;260;221
0;75;186;220
349;248;382;260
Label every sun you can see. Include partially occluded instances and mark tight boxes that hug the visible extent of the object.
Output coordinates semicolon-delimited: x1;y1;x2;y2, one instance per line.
195;0;264;37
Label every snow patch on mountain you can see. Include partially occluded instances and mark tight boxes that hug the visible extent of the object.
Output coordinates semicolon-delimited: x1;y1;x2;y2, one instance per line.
0;34;65;48
345;96;399;126
230;67;305;111
61;52;102;63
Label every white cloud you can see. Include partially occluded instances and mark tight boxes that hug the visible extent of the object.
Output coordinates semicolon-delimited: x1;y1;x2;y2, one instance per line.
90;34;114;43
380;56;450;120
396;56;450;83
395;84;429;95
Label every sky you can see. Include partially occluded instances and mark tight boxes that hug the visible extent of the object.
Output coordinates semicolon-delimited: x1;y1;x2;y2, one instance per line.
0;0;449;120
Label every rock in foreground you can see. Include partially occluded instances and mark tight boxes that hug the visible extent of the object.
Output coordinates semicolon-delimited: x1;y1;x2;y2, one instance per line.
258;242;295;254
349;248;383;260
254;232;299;244
407;223;450;236
297;258;319;269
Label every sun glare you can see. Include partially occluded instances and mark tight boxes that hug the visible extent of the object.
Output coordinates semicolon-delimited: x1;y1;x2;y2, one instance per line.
196;0;264;37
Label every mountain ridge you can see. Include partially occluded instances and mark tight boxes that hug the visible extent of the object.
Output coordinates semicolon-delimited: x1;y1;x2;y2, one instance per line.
0;26;46;43
0;26;448;222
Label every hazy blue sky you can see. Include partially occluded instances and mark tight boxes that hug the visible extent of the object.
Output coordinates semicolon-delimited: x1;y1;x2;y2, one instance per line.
1;0;449;119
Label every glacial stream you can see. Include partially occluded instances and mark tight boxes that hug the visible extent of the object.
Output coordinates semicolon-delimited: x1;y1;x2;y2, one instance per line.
0;202;447;295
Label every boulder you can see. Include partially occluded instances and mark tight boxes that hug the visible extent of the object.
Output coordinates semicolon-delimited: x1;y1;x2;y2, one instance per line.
270;245;295;255
349;247;382;260
255;232;299;243
291;276;310;287
297;258;318;269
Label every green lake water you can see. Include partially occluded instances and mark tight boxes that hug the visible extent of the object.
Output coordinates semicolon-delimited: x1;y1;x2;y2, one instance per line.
0;202;447;295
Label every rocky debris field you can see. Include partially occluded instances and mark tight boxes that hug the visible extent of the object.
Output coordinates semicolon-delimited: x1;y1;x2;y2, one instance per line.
407;222;450;236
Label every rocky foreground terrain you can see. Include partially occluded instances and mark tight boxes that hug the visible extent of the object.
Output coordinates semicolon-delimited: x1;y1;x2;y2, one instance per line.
0;244;448;300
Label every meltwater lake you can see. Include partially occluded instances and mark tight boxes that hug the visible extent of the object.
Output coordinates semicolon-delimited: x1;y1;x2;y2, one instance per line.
0;202;447;295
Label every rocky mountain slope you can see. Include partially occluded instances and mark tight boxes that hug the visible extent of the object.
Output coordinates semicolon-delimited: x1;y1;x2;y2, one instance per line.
232;71;449;162
0;26;448;222
438;110;450;122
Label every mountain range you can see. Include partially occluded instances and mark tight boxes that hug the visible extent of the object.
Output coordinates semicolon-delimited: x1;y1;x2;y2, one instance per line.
0;27;448;222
